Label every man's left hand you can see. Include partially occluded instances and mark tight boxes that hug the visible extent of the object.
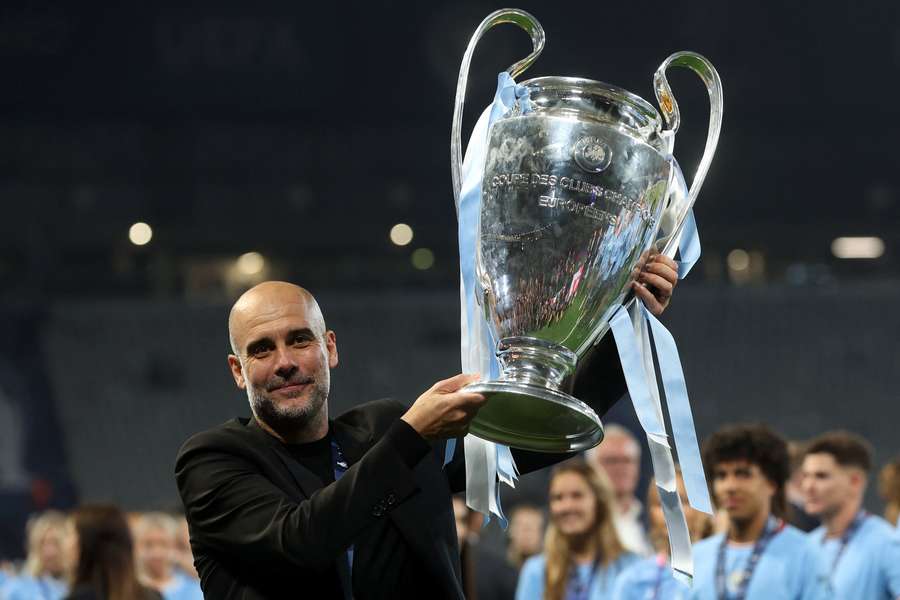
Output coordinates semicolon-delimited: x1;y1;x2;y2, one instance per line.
632;252;679;316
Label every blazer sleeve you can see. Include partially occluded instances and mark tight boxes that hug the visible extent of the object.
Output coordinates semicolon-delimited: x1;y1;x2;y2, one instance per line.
175;422;422;571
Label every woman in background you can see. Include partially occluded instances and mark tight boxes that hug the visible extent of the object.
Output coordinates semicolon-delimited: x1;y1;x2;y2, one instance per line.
516;461;638;600
0;510;68;600
611;471;715;599
63;505;161;600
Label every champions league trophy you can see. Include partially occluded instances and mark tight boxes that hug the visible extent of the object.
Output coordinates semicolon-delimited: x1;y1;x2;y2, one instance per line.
451;9;722;453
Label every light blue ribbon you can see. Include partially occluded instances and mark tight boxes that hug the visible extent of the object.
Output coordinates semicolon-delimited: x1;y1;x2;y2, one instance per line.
444;438;456;466
610;266;710;516
609;309;667;441
456;72;530;524
677;209;700;278
644;307;712;514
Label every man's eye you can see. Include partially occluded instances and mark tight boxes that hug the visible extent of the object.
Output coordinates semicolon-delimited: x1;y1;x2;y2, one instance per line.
293;338;312;347
253;349;271;358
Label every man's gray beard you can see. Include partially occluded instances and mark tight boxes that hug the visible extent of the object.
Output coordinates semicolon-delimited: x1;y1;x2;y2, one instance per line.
248;382;328;438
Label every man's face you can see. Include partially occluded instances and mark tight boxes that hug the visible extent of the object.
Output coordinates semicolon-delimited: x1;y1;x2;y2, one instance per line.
801;453;858;519
712;460;775;524
508;509;544;558
549;472;597;537
592;434;640;499
228;294;338;433
452;497;469;544
136;526;174;580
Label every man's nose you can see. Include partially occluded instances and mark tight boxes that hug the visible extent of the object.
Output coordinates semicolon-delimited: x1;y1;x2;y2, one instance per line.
273;346;299;379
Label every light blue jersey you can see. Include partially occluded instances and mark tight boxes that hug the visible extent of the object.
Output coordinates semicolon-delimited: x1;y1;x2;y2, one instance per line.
611;555;690;600
810;515;900;600
516;552;639;600
161;571;204;600
0;575;66;600
690;524;827;600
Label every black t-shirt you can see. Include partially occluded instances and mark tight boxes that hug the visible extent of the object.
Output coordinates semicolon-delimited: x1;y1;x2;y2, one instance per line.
281;421;434;600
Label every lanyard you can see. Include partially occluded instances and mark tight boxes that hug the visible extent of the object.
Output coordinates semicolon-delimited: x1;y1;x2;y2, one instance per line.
330;438;355;591
330;438;349;480
827;510;867;574
715;516;784;600
568;558;601;600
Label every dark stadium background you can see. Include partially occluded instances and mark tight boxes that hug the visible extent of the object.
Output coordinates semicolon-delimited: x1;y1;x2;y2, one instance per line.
1;0;898;558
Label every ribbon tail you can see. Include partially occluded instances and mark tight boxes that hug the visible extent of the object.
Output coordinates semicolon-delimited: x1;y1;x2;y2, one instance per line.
456;73;531;523
644;306;713;514
612;301;694;579
610;307;667;441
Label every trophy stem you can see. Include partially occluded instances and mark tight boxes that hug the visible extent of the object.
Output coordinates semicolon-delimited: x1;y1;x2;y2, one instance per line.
496;336;577;393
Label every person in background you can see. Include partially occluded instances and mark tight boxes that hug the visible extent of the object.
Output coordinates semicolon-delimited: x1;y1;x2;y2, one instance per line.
786;441;820;532
612;470;715;599
133;513;203;600
878;458;900;529
802;431;900;600
63;505;161;600
586;424;652;556
507;504;545;569
1;510;68;600
171;515;198;581
516;461;638;600
690;424;826;600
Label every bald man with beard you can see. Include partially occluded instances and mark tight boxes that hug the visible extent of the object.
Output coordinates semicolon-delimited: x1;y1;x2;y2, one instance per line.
176;271;678;600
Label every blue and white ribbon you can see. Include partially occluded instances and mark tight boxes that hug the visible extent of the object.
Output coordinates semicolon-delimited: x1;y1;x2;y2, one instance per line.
608;212;710;582
455;72;529;526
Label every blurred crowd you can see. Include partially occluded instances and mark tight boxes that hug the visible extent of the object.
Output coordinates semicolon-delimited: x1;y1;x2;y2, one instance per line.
0;509;201;600
1;424;898;600
455;425;900;600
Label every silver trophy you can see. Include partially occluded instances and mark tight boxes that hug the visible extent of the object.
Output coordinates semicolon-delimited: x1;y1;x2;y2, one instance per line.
451;9;722;452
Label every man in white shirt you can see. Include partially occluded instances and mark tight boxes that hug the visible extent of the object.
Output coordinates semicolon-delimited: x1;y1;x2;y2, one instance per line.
587;424;652;555
802;431;900;600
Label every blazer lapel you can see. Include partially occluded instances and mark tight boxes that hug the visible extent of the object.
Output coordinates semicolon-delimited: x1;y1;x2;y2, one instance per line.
245;418;325;499
330;418;374;465
244;418;354;600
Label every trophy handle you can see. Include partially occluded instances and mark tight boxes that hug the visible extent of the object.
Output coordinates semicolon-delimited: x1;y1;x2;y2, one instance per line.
450;9;545;207
652;52;723;256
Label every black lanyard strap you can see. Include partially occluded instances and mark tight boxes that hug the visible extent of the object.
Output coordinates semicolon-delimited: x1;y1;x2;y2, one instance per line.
715;516;784;600
569;557;602;600
827;510;867;574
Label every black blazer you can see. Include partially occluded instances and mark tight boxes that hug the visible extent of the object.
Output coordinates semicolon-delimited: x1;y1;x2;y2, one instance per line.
175;337;626;600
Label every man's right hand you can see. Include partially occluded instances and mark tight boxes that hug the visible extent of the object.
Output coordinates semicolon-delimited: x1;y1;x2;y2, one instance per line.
401;374;487;440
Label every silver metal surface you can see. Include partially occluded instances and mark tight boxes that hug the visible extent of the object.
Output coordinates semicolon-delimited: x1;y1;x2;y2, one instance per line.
452;10;723;452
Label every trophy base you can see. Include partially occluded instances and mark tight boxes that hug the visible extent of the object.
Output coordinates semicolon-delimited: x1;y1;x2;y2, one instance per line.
465;381;604;453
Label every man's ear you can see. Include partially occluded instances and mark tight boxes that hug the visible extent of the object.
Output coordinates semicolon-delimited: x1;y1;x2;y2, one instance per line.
325;330;339;369
848;468;867;496
228;354;246;389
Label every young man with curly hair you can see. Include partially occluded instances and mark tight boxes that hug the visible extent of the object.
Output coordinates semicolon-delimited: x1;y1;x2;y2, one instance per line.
690;424;826;600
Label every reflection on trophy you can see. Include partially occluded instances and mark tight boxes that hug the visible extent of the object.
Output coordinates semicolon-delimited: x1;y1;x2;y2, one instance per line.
451;9;723;452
